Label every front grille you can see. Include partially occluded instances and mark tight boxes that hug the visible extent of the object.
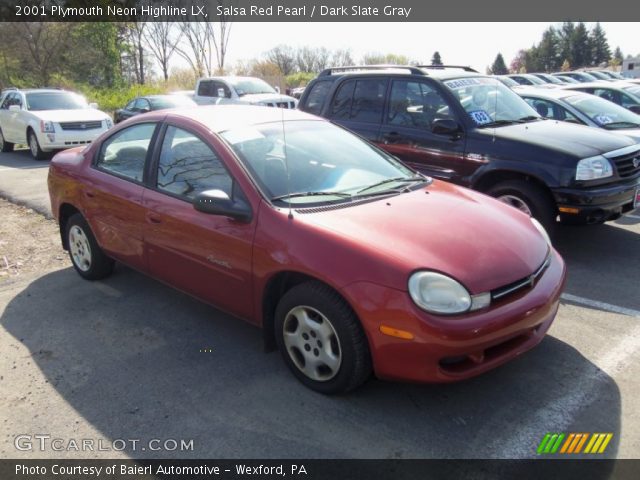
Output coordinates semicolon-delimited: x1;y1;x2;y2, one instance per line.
491;253;551;301
611;150;640;178
263;101;294;109
59;121;103;131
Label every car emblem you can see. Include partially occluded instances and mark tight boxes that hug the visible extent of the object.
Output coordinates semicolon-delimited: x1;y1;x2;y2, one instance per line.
633;157;640;168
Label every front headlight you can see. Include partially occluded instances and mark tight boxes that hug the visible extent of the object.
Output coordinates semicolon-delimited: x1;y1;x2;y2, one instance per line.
530;217;551;246
576;156;612;181
408;272;490;315
40;120;55;133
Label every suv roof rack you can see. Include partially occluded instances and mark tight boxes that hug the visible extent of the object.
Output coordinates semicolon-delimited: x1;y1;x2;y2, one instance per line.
417;65;479;73
319;65;426;77
1;87;18;92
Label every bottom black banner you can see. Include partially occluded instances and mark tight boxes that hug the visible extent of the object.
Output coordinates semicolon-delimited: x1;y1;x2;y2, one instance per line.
1;459;639;480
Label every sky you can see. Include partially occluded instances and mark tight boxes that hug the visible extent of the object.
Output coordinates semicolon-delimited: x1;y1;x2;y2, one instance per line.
170;22;639;73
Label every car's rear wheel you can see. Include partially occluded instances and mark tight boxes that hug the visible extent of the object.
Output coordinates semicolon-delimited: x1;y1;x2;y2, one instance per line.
487;180;557;235
0;128;14;152
274;281;372;394
65;213;114;280
28;130;49;160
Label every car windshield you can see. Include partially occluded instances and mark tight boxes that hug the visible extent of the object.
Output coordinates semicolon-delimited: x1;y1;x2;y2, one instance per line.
25;92;89;111
523;75;545;85
541;75;563;84
148;96;196;109
622;85;640;97
228;78;276;96
221;120;422;205
564;94;640;129
445;77;540;127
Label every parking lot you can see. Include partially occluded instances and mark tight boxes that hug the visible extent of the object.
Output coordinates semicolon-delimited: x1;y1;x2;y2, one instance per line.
1;149;639;459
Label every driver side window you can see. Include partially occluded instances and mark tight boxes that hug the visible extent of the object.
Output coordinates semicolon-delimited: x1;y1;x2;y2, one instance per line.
387;80;453;129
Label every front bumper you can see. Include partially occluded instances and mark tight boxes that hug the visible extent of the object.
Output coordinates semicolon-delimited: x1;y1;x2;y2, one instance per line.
552;178;640;224
38;128;108;152
340;249;566;383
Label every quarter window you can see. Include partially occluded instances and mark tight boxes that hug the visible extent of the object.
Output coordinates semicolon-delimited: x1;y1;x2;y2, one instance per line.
97;123;156;182
156;126;233;200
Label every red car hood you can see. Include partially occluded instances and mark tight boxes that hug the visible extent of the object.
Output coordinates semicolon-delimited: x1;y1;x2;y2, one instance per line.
301;181;550;294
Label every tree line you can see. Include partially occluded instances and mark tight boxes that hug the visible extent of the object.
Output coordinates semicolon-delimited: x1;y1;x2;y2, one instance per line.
489;22;625;75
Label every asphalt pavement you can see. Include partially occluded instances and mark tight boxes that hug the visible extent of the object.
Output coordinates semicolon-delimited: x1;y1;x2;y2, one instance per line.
1;150;639;460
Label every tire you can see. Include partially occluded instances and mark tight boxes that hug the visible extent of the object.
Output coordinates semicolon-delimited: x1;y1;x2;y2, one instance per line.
487;180;557;235
0;127;14;152
274;281;372;394
65;213;114;280
28;129;49;160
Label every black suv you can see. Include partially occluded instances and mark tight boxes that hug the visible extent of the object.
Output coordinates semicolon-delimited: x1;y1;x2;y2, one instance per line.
298;65;640;232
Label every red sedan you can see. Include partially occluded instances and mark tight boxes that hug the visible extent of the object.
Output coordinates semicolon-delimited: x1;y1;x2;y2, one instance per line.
48;105;566;393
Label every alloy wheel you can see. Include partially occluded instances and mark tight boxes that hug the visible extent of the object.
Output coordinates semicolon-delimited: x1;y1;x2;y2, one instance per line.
68;225;92;272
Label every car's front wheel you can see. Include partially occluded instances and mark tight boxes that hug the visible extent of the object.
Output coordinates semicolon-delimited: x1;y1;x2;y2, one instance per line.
0;127;14;152
274;281;372;394
487;180;557;235
65;213;114;280
28;130;49;160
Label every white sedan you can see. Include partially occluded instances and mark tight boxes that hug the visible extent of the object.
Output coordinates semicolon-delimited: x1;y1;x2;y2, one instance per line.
0;89;113;160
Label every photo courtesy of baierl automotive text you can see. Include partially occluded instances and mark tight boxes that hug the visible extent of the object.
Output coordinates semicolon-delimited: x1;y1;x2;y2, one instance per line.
0;1;639;479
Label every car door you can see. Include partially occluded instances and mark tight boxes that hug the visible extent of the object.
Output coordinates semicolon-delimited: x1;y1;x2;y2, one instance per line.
2;93;24;142
0;93;16;141
327;77;386;143
142;124;256;320
83;122;158;271
116;100;136;123
377;79;468;181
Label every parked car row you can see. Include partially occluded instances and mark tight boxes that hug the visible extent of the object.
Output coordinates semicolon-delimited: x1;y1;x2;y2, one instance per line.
42;64;640;393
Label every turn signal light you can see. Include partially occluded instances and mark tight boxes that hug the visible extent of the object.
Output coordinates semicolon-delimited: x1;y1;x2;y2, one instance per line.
379;325;415;340
558;206;580;214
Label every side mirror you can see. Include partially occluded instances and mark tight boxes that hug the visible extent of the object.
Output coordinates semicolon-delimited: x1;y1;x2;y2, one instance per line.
193;189;252;222
8;105;20;112
628;105;640;115
274;86;280;94
140;107;150;113
89;102;98;109
432;118;461;136
217;88;227;98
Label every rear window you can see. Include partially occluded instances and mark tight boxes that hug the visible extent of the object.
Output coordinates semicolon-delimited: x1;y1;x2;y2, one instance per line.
330;78;387;123
301;80;332;115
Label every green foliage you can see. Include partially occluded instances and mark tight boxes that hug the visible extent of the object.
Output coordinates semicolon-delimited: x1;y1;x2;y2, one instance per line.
513;22;613;73
490;53;508;75
77;84;164;113
285;72;316;88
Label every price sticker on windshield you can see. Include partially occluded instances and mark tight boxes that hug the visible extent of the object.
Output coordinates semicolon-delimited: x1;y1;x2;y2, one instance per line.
469;110;492;125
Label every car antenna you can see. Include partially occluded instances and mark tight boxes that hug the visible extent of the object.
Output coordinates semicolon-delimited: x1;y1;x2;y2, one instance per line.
281;105;293;219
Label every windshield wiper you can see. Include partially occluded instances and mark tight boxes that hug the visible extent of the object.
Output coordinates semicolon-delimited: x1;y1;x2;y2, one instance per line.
517;115;541;122
603;121;640;129
356;176;428;194
271;191;352;202
478;119;520;128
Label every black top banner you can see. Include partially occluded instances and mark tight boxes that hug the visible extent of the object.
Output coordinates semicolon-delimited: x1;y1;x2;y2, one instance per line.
0;0;638;22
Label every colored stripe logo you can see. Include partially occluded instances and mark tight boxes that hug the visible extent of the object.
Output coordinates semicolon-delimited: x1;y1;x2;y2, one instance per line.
537;433;613;454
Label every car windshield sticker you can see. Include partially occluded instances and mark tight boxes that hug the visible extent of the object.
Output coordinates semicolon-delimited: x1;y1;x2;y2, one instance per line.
445;77;495;90
594;114;613;125
222;127;265;145
469;110;492;125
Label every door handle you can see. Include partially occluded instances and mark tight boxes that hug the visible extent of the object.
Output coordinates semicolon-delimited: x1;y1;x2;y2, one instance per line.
146;213;162;224
382;132;402;142
84;190;95;198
